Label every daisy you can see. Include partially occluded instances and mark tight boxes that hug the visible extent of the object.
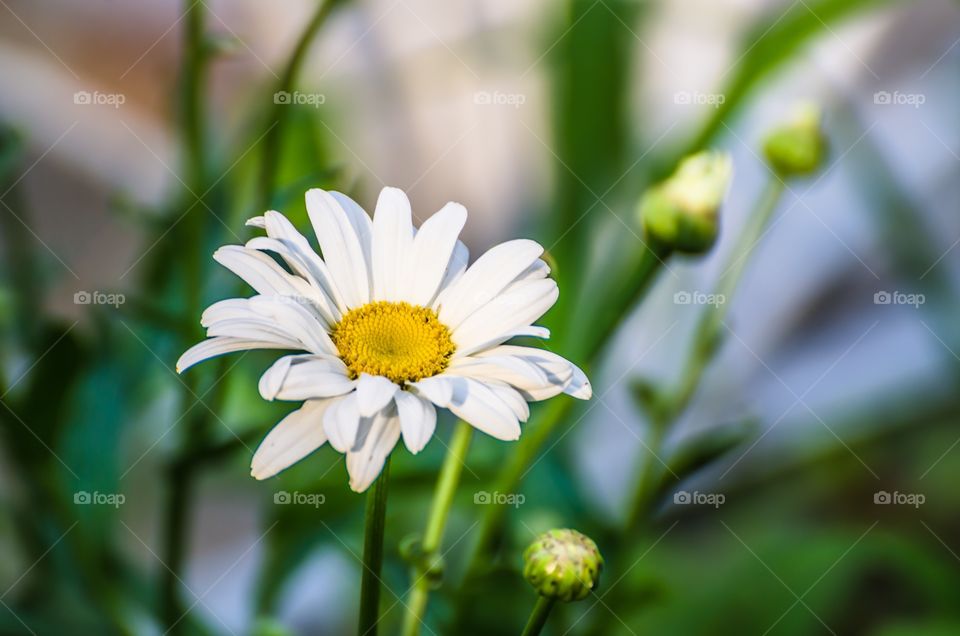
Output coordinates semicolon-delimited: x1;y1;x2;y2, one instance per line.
177;187;591;492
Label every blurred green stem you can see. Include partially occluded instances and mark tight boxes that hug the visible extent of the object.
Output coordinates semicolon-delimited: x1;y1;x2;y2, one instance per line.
258;0;346;209
625;178;786;529
359;457;391;636
520;596;556;636
468;241;669;570
162;2;209;631
402;421;473;636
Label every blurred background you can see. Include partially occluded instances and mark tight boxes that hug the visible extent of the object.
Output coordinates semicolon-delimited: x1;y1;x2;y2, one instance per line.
0;0;958;634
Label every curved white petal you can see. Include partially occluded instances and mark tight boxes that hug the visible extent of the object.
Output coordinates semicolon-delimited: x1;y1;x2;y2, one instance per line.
436;240;469;296
213;245;316;299
323;392;360;453
251;399;331;479
204;296;336;356
451;279;559;357
412;376;520;441
483;381;530;422
394;390;436;454
305;188;371;308
371;187;414;301
446;355;554;396
245;236;339;325
356;373;399;417
435;239;543;327
177;336;299;373
259;355;354;401
261;209;346;311
346;409;401;492
477;345;592;400
403;202;468;306
204;319;306;350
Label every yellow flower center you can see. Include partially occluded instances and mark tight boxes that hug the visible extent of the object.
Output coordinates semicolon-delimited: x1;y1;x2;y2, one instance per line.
331;301;455;384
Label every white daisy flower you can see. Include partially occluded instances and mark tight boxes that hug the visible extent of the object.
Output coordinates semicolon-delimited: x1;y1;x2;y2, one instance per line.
177;187;591;492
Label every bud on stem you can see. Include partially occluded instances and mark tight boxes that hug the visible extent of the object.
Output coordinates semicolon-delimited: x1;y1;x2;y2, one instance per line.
763;102;827;177
639;151;733;253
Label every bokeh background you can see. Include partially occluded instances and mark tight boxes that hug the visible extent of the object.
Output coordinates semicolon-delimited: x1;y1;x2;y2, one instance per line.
0;0;959;634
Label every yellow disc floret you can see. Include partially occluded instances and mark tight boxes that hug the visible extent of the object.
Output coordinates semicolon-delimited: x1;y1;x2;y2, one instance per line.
331;301;455;384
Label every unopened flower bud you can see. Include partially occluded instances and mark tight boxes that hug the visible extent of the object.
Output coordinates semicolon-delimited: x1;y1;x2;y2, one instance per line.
763;102;827;177
640;151;732;253
523;529;603;602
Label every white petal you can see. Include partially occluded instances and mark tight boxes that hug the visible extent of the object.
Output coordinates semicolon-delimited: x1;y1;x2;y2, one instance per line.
245;236;339;325
435;239;543;327
484;381;530;421
204;319;305;350
246;216;266;229
371;187;414;301
394;390;436;454
478;345;591;400
177;337;299;373
412;376;520;441
323;392;360;453
204;296;336;356
403;202;467;306
356;373;399;417
213;245;315;299
259;355;354;401
510;325;551;340
436;240;469;296
261;210;345;311
346;410;401;492
446;355;552;394
452;279;559;357
251;399;330;479
305;188;371;308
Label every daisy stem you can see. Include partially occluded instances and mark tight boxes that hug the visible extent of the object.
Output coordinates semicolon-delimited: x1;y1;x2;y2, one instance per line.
401;420;474;636
520;596;556;636
625;178;786;529
258;0;347;209
467;242;669;571
358;456;391;636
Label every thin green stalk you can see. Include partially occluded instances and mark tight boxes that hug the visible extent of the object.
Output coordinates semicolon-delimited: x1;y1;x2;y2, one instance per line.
258;0;346;209
359;457;391;636
624;178;786;528
401;421;473;636
162;3;209;631
520;596;556;636
467;241;669;571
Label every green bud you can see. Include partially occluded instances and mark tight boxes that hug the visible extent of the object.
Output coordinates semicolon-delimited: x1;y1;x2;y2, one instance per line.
763;102;827;177
640;151;732;253
523;529;603;602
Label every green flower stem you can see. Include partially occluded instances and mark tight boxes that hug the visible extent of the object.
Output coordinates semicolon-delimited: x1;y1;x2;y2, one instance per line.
163;2;209;631
401;420;474;636
468;241;670;571
258;0;347;209
358;457;391;636
625;178;786;529
520;596;556;636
